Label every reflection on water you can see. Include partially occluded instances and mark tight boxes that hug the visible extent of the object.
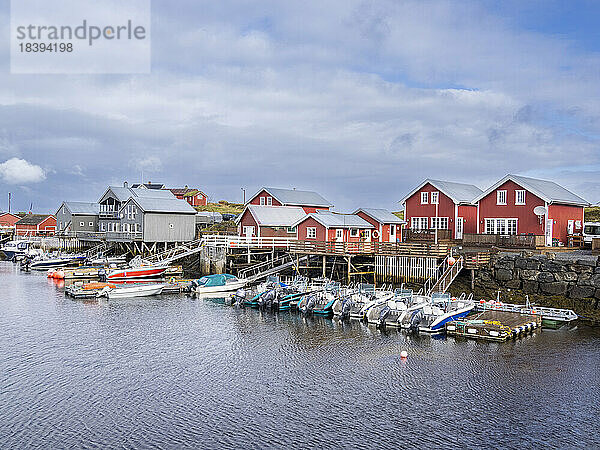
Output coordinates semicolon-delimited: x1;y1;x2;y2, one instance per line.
1;261;600;448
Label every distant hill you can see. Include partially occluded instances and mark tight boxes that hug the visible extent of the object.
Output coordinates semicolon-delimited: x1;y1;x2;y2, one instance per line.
196;200;244;215
585;206;600;222
392;211;404;220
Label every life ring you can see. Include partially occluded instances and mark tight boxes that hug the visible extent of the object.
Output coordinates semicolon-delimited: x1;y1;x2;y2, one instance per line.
372;230;380;239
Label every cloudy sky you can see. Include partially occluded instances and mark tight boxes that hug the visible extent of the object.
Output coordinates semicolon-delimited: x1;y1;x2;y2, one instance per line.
1;0;600;212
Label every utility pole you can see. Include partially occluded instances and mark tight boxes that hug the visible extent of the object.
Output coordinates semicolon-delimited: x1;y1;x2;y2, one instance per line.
8;192;11;213
241;187;246;204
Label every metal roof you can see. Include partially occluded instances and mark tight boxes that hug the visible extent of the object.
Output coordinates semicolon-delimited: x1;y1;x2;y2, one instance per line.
295;211;374;228
473;174;590;206
353;208;404;224
400;179;483;205
249;187;333;207
240;205;307;226
62;202;100;215
100;186;176;203
16;214;54;225
126;197;197;214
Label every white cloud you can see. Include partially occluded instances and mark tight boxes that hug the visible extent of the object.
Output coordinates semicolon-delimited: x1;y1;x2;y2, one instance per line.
0;158;46;184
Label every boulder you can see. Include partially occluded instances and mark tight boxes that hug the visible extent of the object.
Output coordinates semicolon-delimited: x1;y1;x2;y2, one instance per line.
540;282;568;295
577;272;593;286
522;281;539;293
505;279;522;289
570;285;595;299
495;260;515;271
520;270;539;281
576;259;596;267
514;258;528;269
537;272;555;283
526;259;541;270
540;261;566;273
495;268;513;282
569;264;593;274
554;271;578;283
591;274;600;288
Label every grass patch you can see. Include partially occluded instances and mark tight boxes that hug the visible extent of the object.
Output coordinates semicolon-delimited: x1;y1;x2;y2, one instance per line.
196;202;244;215
585;206;600;222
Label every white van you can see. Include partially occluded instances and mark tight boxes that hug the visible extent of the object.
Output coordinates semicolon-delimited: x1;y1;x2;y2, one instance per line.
582;222;600;246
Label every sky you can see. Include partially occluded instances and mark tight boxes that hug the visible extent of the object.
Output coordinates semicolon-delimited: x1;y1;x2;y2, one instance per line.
1;0;600;213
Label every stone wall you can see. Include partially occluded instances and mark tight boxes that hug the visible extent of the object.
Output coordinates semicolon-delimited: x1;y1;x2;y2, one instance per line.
479;253;600;301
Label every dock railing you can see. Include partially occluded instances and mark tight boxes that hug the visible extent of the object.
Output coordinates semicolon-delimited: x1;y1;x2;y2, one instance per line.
462;233;539;249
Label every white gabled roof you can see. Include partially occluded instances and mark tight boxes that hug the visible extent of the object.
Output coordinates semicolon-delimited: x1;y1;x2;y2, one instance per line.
247;187;333;207
236;205;307;227
292;211;374;229
472;174;589;206
353;208;404;224
400;179;483;205
59;201;100;216
124;197;197;214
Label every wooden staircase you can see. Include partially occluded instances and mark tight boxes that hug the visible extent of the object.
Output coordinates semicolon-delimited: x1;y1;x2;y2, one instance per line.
423;255;464;296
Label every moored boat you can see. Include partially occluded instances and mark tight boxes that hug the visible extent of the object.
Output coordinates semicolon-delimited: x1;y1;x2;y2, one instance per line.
107;265;168;280
97;283;166;299
192;274;246;294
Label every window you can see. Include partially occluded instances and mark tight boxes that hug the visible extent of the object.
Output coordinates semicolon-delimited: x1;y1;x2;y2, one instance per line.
431;192;439;204
485;218;518;235
287;226;297;233
266;197;273;206
79;221;84;227
169;223;174;229
243;226;255;236
515;190;526;205
350;228;359;237
306;227;317;239
421;192;429;204
89;222;94;227
197;194;202;199
430;217;449;230
496;190;507;205
260;197;265;205
390;225;396;235
411;217;429;230
101;223;105;231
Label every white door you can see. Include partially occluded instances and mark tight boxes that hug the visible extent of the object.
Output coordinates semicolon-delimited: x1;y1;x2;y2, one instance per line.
389;225;396;242
567;220;574;235
456;217;463;240
243;226;255;237
363;229;371;242
545;219;553;246
335;229;344;242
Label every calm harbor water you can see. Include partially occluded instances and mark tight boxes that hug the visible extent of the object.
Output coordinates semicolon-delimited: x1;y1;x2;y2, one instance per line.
1;261;600;449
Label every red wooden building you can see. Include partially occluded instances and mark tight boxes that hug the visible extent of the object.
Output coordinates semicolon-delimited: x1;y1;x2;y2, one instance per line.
169;187;207;207
247;187;333;213
473;174;589;245
353;208;404;242
15;214;57;236
401;180;483;239
292;211;374;242
235;205;306;237
0;212;23;231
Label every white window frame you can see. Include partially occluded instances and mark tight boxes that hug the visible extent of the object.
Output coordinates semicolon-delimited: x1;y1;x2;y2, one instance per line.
169;223;174;229
79;221;84;227
485;218;518;235
515;190;526;205
496;190;507;205
335;229;344;240
431;192;439;204
89;221;94;227
306;227;317;239
389;225;396;236
243;226;255;237
287;226;297;233
421;192;429;204
350;228;359;237
260;197;265;205
266;197;273;206
430;217;449;230
411;217;429;230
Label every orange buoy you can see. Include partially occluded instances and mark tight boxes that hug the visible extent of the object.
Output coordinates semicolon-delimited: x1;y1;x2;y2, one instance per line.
400;350;408;359
448;256;456;266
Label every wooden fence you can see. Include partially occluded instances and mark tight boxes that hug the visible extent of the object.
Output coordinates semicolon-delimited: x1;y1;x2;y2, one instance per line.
289;240;449;257
375;255;438;283
462;233;541;249
402;229;453;242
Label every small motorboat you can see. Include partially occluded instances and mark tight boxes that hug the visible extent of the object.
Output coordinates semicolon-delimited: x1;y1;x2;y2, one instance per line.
107;265;168;280
192;274;246;294
30;255;86;270
0;240;33;261
413;293;475;334
97;283;166;299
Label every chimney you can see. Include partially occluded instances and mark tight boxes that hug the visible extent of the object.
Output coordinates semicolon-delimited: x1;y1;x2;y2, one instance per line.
123;181;128;188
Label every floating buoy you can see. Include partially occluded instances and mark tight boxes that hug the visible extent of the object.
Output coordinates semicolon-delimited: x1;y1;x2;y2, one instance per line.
400;350;408;359
54;270;65;280
47;270;55;278
448;256;456;266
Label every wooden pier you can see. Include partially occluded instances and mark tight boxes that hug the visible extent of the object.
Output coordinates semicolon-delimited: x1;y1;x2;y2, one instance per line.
446;310;542;341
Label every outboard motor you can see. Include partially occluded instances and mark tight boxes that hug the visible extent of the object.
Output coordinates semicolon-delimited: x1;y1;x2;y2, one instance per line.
340;298;352;321
409;310;423;332
301;294;317;314
232;288;246;307
262;290;276;310
98;268;107;282
377;305;391;329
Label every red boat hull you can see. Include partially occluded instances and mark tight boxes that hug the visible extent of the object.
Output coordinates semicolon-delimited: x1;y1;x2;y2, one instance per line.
107;266;168;280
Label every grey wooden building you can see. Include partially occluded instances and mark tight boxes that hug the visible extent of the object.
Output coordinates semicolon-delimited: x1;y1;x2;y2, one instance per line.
56;201;100;233
119;197;197;242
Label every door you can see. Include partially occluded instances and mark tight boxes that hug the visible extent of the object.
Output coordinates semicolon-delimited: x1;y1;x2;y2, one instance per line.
363;229;371;242
243;226;255;237
456;217;463;240
567;220;574;235
389;224;396;242
545;219;553;246
335;228;344;242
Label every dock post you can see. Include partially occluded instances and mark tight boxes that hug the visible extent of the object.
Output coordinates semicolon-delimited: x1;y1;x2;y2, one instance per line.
347;256;351;284
471;269;475;291
322;255;326;278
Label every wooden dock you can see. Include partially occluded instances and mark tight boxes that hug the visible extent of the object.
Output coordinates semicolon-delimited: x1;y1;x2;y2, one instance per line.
446;310;541;341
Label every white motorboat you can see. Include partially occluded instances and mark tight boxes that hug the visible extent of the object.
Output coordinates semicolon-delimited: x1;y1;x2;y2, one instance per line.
97;283;166;299
192;274;246;294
